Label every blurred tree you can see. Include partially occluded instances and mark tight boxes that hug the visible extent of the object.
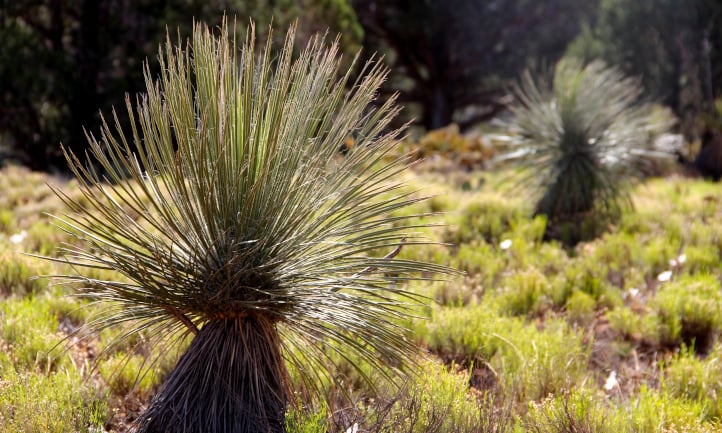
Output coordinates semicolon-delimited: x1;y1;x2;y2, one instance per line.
0;0;361;171
567;0;722;136
352;0;598;131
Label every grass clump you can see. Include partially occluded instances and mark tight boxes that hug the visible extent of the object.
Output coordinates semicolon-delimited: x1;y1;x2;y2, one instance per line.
0;368;107;433
662;344;722;420
420;303;588;402
285;407;327;433
498;268;551;317
326;359;513;433
652;274;722;351
523;391;629;433
608;274;722;351
445;195;528;245
0;250;50;297
0;295;68;371
98;352;158;398
565;291;596;326
606;306;658;343
628;386;713;433
367;361;498;432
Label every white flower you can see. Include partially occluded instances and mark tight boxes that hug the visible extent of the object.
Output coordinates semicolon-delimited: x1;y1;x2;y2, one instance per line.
345;423;359;433
670;253;686;267
499;239;512;250
628;288;639;298
9;230;27;244
657;270;673;282
604;370;618;391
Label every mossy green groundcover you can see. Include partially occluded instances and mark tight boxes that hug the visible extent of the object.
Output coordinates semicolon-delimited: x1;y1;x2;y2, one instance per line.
1;164;722;432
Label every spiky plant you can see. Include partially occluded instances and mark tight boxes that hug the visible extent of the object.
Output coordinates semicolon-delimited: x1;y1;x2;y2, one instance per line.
503;59;672;242
50;21;447;433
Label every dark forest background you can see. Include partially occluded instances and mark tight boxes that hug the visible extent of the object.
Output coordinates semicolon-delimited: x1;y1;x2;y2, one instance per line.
1;0;720;172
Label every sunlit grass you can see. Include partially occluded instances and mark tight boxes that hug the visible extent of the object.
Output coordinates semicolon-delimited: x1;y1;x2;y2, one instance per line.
2;162;722;432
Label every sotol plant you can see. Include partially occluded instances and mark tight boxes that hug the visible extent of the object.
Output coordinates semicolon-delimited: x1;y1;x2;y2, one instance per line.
503;59;672;242
51;21;447;433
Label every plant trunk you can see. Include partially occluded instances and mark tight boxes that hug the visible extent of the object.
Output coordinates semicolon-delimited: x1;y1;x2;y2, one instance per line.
424;84;454;130
132;316;289;433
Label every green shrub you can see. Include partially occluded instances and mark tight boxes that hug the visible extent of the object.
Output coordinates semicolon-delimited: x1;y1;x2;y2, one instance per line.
629;386;712;433
682;244;720;274
662;344;722;420
327;359;513;433
23;221;75;257
0;296;67;371
640;236;679;277
98;352;158;397
566;291;596;326
556;259;623;311
453;242;507;288
0;209;16;234
498;268;551;317
652;274;722;350
420;304;588;402
0;365;107;433
562;263;605;300
607;306;658;343
446;196;526;245
584;232;641;273
434;278;483;307
524;391;629;433
377;360;496;433
286;407;327;433
0;250;51;297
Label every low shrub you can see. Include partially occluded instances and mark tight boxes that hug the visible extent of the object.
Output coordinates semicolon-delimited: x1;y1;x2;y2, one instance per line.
652;274;722;351
565;291;596;326
409;124;496;171
420;304;589;402
445;196;527;245
328;360;513;433
0;295;67;371
98;352;158;397
0;250;51;297
662;344;722;420
524;391;629;433
0;366;107;433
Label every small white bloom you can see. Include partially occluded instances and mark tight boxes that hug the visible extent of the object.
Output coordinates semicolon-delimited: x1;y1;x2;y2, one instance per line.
604;370;618;391
657;270;673;282
499;239;512;250
9;230;27;244
669;258;677;267
677;253;686;264
345;423;359;433
628;288;639;298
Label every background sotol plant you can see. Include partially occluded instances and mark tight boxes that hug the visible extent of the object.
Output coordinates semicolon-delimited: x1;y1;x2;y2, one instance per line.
50;20;447;433
502;59;673;244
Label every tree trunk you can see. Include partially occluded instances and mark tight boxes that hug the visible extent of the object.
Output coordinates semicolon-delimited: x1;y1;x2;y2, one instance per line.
61;0;102;169
132;316;289;433
423;84;454;130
